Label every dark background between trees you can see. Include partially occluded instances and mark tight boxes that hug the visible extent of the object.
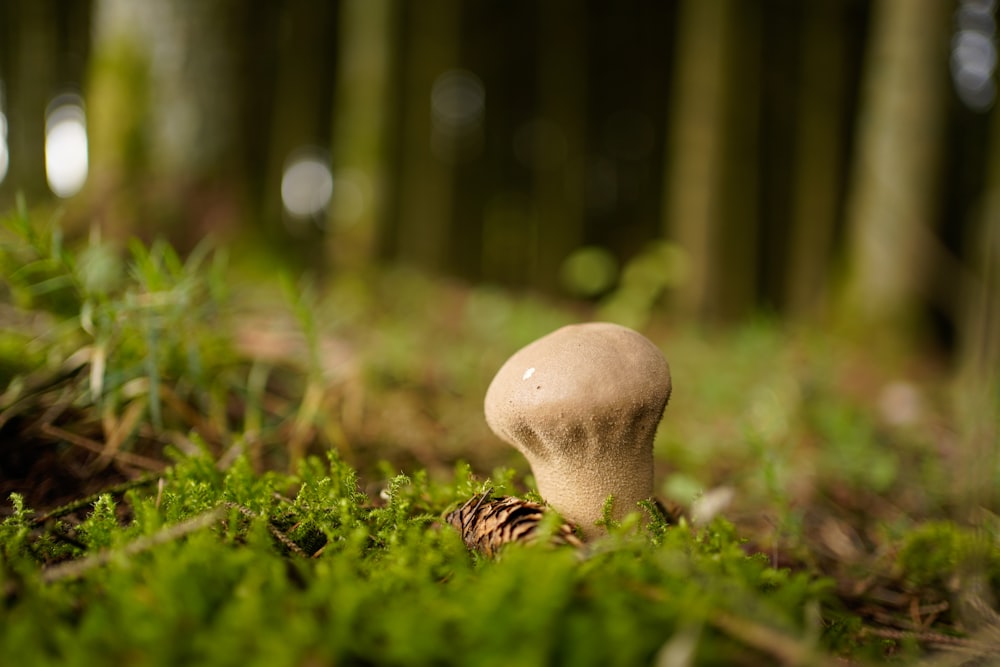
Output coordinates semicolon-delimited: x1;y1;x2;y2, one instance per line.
0;0;997;370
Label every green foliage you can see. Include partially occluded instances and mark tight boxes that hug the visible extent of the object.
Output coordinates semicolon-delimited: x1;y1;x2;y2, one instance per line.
598;240;688;330
0;454;842;667
896;520;1000;590
1;209;980;664
0;196;80;317
77;494;123;549
0;329;47;382
806;401;899;493
0;205;245;463
0;493;33;561
1;204;232;379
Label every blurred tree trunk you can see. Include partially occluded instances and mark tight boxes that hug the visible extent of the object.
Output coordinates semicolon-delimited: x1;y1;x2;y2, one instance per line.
259;0;337;259
785;0;849;319
87;0;243;243
838;0;950;340
716;1;761;321
532;0;587;292
0;0;59;207
86;0;149;239
662;0;733;322
955;105;1000;512
327;0;396;271
392;0;461;272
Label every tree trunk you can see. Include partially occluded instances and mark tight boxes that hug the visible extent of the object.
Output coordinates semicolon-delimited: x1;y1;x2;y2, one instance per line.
785;0;849;320
327;0;396;271
0;0;59;208
258;0;337;262
838;0;950;339
662;0;733;322
87;0;243;242
531;0;587;292
955;105;1000;512
716;1;761;321
392;0;462;273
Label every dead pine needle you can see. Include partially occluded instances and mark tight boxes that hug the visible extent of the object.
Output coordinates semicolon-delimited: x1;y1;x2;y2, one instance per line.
222;502;308;557
38;423;167;472
862;626;1000;658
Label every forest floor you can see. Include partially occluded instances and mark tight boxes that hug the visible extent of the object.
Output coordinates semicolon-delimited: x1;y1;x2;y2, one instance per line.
1;210;999;665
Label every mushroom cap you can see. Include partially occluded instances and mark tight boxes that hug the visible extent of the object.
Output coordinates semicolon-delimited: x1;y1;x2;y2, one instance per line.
484;322;671;535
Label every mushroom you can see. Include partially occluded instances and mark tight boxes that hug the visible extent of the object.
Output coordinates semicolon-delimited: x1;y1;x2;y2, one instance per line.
484;322;671;538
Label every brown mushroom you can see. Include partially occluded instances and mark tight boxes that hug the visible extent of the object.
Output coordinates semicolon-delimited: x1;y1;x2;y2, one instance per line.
484;322;671;538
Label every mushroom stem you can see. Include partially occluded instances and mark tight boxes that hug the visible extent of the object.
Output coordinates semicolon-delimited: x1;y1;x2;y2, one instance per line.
528;444;653;538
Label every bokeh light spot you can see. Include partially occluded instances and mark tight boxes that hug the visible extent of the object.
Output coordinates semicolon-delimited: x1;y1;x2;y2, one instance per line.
560;245;619;297
45;95;89;198
431;69;485;130
0;111;8;186
952;0;998;111
281;148;334;220
431;69;485;162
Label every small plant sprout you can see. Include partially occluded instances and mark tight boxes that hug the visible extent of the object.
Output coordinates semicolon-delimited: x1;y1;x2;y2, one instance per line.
484;322;672;538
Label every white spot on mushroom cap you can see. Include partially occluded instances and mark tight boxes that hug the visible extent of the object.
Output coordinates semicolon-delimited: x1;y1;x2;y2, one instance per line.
522;367;536;380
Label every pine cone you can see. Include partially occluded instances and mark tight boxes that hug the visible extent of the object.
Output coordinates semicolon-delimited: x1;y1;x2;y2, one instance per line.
445;490;583;557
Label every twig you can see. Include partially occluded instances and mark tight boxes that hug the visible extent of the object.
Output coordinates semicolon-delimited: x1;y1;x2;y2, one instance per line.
709;611;839;666
39;423;166;472
863;626;998;654
40;507;226;583
93;398;147;472
35;384;78;431
0;372;78;429
223;502;308;557
157;383;222;443
32;474;161;524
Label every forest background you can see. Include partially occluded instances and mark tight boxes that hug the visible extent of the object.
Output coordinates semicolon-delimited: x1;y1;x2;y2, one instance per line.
0;0;993;337
2;0;999;551
1;0;998;503
0;1;999;660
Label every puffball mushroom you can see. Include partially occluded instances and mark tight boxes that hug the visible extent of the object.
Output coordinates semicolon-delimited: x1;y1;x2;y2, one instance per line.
484;322;671;538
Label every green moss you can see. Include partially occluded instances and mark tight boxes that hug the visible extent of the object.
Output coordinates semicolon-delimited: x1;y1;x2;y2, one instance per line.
896;520;1000;590
0;453;844;666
